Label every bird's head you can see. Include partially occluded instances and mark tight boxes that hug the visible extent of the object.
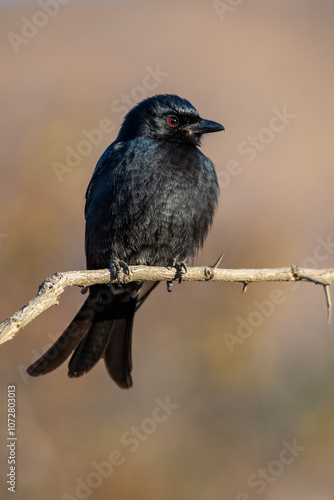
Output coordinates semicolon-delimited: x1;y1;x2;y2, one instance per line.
117;94;224;146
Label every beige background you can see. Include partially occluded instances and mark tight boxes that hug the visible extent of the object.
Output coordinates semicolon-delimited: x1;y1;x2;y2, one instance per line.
1;0;334;498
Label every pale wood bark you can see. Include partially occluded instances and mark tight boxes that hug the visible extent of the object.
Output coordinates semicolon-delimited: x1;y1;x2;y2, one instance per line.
1;265;333;345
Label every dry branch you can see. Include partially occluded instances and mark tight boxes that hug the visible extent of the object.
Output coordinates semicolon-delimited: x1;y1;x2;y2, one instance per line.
1;265;333;346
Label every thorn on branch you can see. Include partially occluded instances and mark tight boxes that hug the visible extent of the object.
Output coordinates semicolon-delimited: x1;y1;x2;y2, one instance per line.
204;252;224;280
1;265;333;347
324;285;332;325
212;252;224;269
290;264;332;324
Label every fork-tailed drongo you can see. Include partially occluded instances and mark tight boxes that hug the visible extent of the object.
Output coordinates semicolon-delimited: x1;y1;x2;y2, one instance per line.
27;94;224;388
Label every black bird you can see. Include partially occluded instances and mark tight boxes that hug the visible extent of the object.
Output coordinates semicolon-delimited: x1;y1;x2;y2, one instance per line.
27;94;224;388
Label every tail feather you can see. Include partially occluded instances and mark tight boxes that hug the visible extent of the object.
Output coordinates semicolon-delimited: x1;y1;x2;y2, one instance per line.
27;297;95;376
104;317;134;388
68;319;114;377
27;284;141;388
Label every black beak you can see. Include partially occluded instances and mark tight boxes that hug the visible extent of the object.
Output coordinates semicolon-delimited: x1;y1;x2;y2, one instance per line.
188;118;225;135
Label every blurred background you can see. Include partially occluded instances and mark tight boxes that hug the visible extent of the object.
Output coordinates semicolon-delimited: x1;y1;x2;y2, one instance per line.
1;0;334;498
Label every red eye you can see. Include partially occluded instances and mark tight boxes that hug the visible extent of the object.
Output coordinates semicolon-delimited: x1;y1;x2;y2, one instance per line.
168;116;179;127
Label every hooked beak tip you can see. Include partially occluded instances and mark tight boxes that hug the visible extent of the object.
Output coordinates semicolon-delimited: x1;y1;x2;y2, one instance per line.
189;119;225;135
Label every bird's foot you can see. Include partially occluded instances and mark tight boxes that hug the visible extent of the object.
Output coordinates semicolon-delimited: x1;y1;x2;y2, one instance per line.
110;259;130;286
166;260;188;292
174;261;188;284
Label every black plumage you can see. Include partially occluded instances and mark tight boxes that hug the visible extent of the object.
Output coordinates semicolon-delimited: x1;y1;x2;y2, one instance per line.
27;94;224;388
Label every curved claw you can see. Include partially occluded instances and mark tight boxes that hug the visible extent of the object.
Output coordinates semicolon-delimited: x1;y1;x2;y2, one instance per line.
165;260;188;291
110;259;130;286
174;261;188;284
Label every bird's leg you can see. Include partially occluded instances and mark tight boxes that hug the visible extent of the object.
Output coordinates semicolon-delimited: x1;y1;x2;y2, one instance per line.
110;259;130;286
